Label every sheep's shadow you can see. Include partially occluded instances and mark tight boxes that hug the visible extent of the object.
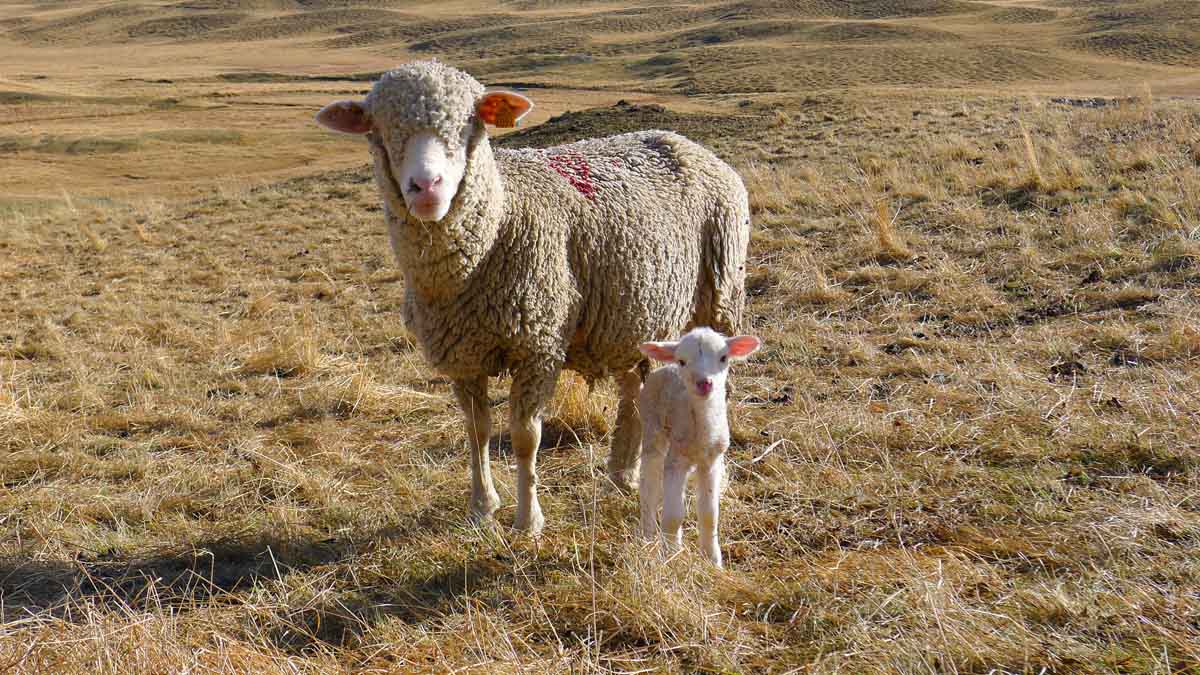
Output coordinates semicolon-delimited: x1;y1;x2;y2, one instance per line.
0;529;574;658
0;508;460;622
0;505;591;655
0;535;342;618
261;556;524;653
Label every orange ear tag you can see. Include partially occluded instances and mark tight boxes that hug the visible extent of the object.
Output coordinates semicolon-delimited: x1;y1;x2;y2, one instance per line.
494;98;518;128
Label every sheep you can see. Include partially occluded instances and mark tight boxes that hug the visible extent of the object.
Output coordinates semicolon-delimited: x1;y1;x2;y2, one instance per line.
638;328;761;567
316;60;750;534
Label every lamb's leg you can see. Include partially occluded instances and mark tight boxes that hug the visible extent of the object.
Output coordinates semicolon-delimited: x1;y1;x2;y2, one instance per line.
661;454;689;555
696;454;725;568
509;368;557;534
639;426;666;541
452;376;500;523
608;369;643;492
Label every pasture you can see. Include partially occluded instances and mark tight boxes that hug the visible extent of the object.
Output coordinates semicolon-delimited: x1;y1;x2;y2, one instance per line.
1;0;1198;671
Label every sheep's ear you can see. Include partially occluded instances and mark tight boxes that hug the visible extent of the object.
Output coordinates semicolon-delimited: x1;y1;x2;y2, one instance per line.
476;90;533;128
317;100;371;134
725;335;761;359
639;341;679;363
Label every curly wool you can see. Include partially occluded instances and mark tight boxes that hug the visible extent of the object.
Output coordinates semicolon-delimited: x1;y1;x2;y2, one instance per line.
366;62;750;392
366;60;484;152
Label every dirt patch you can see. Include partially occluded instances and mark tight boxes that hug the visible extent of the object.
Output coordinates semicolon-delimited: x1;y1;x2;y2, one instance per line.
16;4;152;42
807;21;961;43
566;6;710;35
639;43;1115;94
144;129;246;145
0;134;141;155
494;100;770;150
989;7;1058;24
126;13;246;39
1067;30;1200;66
0;130;245;155
319;14;512;49
663;20;813;48
206;8;401;41
216;70;381;82
172;0;298;8
808;0;982;19
0;90;59;104
411;24;583;58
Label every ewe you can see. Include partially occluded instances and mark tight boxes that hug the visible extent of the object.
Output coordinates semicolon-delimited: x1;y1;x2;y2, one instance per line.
638;328;761;567
317;60;750;534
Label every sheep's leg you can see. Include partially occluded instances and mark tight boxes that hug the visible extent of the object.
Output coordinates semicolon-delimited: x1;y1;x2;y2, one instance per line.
639;427;666;541
509;368;557;534
608;369;643;492
661;454;689;555
452;376;500;523
696;454;724;568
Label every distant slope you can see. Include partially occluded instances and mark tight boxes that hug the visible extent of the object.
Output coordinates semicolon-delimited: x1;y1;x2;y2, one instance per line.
0;0;1193;91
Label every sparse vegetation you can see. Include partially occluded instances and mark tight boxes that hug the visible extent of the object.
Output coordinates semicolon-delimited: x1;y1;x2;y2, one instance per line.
2;0;1199;672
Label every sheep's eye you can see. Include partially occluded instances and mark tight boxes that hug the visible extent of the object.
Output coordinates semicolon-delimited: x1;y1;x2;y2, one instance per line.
720;355;728;363
678;360;687;367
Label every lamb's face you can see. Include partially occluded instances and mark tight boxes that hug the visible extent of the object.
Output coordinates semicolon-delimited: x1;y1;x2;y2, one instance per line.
640;329;762;400
315;61;533;223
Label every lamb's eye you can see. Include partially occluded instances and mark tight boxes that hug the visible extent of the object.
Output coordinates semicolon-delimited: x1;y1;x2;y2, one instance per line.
720;355;728;363
678;360;687;367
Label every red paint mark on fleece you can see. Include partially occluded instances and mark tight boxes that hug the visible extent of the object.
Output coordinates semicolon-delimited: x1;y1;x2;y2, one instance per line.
546;152;596;200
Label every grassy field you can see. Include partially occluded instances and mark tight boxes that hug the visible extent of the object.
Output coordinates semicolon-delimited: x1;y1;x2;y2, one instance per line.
2;0;1199;672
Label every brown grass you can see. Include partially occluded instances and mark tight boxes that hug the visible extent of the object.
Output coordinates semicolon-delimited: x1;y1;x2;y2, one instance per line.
2;0;1200;672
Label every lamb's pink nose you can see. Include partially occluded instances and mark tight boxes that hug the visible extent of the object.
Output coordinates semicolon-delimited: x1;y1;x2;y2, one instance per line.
696;379;714;396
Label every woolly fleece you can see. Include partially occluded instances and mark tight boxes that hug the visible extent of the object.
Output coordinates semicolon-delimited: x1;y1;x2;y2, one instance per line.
363;65;750;388
352;60;750;527
367;60;484;153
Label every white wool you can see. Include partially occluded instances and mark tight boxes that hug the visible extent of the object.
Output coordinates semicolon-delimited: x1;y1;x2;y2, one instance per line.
638;327;756;568
366;59;484;152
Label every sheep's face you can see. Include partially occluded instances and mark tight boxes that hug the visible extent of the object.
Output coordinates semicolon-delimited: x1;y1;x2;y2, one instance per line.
390;129;470;222
640;329;762;400
315;61;532;223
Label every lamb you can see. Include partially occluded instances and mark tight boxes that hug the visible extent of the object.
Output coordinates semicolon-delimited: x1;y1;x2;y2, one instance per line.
316;60;750;534
638;328;761;567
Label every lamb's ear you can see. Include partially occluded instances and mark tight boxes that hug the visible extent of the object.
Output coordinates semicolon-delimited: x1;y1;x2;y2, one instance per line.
317;100;371;134
725;335;762;359
639;341;679;363
476;90;533;128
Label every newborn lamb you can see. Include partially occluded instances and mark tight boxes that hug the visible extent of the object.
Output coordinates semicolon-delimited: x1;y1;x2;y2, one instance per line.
638;327;762;567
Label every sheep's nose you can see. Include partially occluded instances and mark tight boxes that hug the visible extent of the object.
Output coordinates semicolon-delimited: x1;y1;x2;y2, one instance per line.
408;175;443;193
696;379;714;396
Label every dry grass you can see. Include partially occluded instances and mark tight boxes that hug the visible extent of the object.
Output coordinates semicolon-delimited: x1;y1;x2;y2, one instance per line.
2;92;1197;673
2;0;1200;672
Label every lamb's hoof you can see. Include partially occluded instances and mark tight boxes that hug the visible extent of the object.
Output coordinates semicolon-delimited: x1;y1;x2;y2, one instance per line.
468;492;501;526
513;507;545;536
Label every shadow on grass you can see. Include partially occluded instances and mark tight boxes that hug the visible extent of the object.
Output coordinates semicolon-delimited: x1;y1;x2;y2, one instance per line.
0;508;462;620
0;536;336;613
0;510;575;655
262;557;516;654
